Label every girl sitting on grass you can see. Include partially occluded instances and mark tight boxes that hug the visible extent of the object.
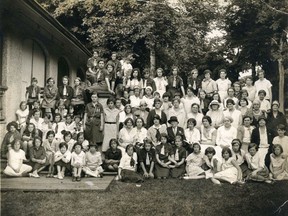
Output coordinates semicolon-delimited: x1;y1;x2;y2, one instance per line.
103;139;122;172
83;143;104;178
139;139;155;179
169;135;187;178
42;131;59;178
117;144;143;183
29;136;46;178
231;139;248;174
245;143;272;184
71;142;86;182
3;140;32;177
184;143;205;180
269;144;288;180
155;133;172;179
212;147;243;185
201;147;219;180
54;142;71;180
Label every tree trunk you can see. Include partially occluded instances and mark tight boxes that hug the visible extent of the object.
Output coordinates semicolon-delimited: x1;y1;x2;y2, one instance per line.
278;59;285;113
150;47;156;77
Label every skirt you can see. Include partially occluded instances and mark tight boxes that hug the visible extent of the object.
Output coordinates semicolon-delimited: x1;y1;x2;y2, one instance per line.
102;123;117;152
170;164;185;178
155;163;170;178
54;160;71;170
214;167;238;184
186;165;205;177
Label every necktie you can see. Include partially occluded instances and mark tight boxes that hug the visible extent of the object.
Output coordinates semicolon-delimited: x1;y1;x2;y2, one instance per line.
146;152;150;165
155;128;161;142
193;80;196;90
175;148;179;161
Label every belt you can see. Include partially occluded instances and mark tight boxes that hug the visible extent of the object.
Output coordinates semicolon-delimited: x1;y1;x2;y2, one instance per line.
105;122;116;124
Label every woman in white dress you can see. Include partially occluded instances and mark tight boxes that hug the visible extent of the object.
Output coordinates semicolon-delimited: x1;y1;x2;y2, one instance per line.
213;147;242;184
118;118;136;154
153;68;168;97
216;69;231;102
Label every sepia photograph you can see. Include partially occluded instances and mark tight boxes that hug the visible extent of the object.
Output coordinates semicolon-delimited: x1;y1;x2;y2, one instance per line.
0;0;288;215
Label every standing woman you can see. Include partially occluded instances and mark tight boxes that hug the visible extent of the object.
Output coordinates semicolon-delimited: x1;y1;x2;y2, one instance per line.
251;117;275;168
266;101;287;135
102;97;120;152
153;68;168;98
83;93;104;147
198;90;210;115
41;77;58;118
216;69;231;102
167;66;186;98
57;76;74;110
71;77;85;117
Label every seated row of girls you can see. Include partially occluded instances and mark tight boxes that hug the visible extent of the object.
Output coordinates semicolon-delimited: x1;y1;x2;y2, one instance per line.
184;140;288;184
117;134;187;182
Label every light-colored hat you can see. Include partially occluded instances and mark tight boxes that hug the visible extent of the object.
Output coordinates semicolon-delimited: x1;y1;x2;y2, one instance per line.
145;86;153;91
209;100;220;109
272;101;280;107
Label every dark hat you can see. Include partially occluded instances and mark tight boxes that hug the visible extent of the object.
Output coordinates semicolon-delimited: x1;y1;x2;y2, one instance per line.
153;114;161;121
168;116;179;124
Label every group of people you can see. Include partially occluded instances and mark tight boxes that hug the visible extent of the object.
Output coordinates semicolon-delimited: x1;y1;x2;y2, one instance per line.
1;51;287;185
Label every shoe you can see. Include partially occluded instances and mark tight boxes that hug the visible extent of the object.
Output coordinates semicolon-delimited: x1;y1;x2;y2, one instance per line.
211;178;221;185
76;176;81;182
72;176;76;182
99;173;103;178
34;173;40;178
58;173;63;180
265;180;272;184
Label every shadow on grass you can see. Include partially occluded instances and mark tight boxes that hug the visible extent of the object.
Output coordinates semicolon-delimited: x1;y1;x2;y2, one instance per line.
1;179;288;216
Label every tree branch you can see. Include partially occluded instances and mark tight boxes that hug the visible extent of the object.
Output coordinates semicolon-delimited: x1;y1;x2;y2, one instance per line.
260;0;288;15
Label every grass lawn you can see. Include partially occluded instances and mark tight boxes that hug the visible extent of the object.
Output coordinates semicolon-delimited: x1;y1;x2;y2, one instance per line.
1;179;288;216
